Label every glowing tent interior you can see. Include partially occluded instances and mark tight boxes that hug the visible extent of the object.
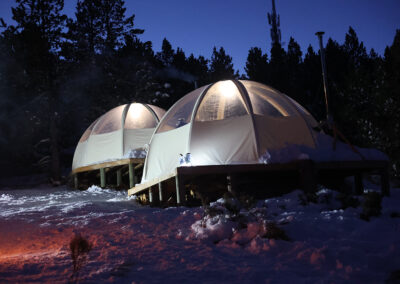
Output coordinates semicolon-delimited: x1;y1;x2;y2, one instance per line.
142;80;319;183
129;80;389;205
72;103;165;188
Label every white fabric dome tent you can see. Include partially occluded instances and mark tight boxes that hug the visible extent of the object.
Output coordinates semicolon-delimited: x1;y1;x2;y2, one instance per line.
142;80;319;182
72;103;166;172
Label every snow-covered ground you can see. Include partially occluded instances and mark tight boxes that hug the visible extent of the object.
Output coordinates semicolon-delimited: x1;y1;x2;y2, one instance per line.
0;183;399;283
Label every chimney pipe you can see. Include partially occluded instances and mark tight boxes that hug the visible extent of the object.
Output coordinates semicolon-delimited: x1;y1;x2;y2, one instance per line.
315;31;333;124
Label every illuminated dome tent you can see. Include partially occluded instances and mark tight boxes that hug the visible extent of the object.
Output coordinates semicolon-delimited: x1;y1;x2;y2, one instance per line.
72;103;165;188
142;80;318;183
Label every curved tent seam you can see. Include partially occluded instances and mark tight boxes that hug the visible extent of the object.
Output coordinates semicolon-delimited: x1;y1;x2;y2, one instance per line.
121;104;131;160
233;79;260;159
187;83;214;154
142;94;199;178
122;103;161;160
142;103;162;123
247;82;318;148
276;92;318;148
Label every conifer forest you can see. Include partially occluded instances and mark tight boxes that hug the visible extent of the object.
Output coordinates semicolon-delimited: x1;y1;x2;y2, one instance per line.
0;0;399;182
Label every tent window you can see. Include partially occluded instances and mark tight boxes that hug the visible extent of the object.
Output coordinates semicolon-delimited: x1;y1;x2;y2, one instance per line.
240;80;298;117
195;80;248;122
79;119;99;142
92;105;125;134
124;103;158;129
157;86;207;133
247;91;284;117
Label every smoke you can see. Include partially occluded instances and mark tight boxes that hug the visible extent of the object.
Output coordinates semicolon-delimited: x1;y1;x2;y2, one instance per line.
159;66;197;83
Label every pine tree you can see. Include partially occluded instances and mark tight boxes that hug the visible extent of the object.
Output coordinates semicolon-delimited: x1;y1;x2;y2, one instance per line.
382;30;400;176
64;0;146;117
7;0;67;182
67;0;143;57
209;46;236;81
285;37;303;101
172;47;187;71
186;54;209;86
267;42;286;91
245;47;268;83
65;0;103;61
303;45;324;119
158;38;174;67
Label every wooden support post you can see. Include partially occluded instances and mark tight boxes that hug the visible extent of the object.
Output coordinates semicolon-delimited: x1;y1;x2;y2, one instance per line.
227;175;232;193
175;175;185;205
100;168;106;188
175;175;181;205
117;169;122;187
149;187;153;203
158;182;163;202
129;162;135;188
299;160;316;193
74;174;78;189
381;168;390;196
354;174;363;195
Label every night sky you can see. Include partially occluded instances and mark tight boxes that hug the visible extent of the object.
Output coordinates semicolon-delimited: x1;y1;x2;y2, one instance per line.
0;0;399;74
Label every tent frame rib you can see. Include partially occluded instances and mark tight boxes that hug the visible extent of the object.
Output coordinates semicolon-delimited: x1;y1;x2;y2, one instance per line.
186;83;215;152
232;80;261;158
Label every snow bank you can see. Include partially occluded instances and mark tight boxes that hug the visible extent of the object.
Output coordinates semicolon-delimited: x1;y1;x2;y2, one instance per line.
190;213;236;243
124;149;146;159
259;132;388;164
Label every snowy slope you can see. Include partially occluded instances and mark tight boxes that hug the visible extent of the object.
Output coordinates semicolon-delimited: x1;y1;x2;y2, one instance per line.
0;184;399;283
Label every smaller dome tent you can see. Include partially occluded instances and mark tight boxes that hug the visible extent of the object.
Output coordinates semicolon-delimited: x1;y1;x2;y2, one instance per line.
72;103;166;171
142;80;319;182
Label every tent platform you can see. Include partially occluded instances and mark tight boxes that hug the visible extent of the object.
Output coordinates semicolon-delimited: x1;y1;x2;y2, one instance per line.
71;158;145;190
127;160;390;206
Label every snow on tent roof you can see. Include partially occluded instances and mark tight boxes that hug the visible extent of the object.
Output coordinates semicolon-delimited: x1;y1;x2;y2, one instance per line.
72;103;166;171
142;80;319;182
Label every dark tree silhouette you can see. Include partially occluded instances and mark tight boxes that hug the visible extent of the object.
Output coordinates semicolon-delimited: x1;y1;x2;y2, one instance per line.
210;46;237;81
5;0;68;182
158;38;174;67
245;47;268;84
1;2;400;180
267;42;287;92
382;30;400;176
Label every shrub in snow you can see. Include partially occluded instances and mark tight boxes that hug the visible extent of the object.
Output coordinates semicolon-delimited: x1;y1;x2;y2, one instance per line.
70;233;92;282
222;193;241;216
298;191;318;206
260;221;290;241
360;191;382;221
237;192;257;210
204;205;225;217
336;192;360;209
191;194;291;245
316;188;333;204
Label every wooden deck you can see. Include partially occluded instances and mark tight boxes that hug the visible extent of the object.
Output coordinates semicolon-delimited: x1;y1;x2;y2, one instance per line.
128;160;390;206
71;158;145;189
72;158;144;174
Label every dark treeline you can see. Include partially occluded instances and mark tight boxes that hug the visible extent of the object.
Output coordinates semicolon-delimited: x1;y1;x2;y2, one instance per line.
0;0;399;181
246;29;400;179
